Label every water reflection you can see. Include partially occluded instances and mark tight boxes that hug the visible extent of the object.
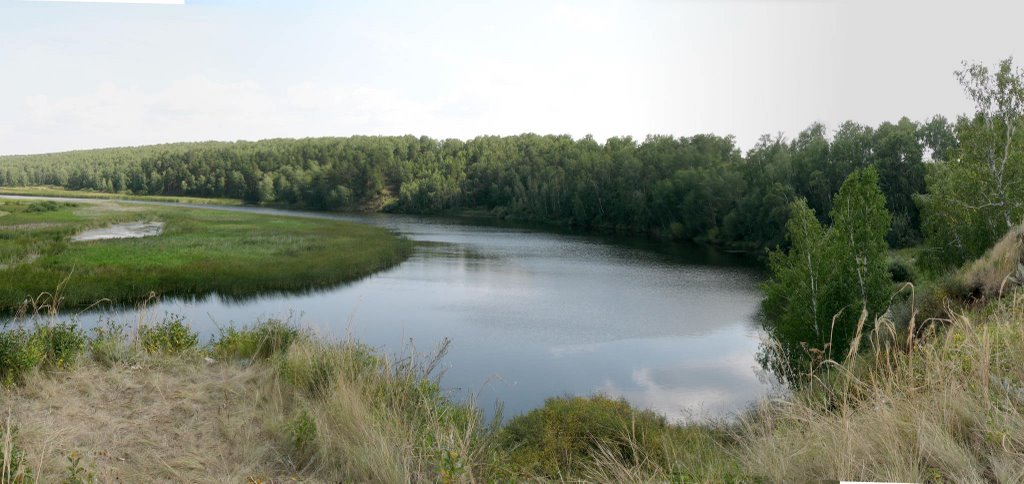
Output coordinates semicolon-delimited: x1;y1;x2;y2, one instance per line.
47;206;775;422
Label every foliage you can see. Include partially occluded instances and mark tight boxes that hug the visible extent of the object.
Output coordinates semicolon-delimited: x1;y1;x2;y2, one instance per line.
0;120;946;252
919;57;1024;269
0;328;43;387
88;320;133;367
213;319;300;361
139;316;198;354
24;200;64;213
762;167;891;382
286;409;318;466
501;395;673;478
33;322;86;370
63;451;95;484
888;258;914;283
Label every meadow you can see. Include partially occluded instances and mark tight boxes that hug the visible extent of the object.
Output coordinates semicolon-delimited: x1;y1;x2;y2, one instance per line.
0;199;412;313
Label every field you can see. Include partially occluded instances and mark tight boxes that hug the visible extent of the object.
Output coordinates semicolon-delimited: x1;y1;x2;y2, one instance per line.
0;199;412;312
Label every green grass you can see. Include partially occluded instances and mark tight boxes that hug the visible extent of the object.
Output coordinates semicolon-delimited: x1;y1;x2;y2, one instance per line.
0;185;242;206
0;199;412;311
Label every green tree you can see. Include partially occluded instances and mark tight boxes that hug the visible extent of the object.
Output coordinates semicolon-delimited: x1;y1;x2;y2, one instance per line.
257;173;276;203
762;167;891;383
919;58;1024;268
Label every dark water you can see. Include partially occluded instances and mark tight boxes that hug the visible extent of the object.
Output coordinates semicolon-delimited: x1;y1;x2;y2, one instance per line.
5;196;775;421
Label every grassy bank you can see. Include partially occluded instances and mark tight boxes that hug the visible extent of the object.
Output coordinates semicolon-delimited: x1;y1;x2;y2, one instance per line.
3;212;1024;481
4;295;1024;481
0;316;739;482
0;186;242;206
0;199;412;312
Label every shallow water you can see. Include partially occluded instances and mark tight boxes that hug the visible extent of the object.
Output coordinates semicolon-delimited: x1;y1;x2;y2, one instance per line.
71;221;164;242
2;195;774;421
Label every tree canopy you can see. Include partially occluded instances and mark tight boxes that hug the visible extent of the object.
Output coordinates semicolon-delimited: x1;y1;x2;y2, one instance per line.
0;119;946;254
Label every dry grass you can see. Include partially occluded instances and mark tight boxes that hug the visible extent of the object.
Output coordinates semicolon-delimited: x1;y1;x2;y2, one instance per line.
1;357;297;483
961;225;1024;299
0;325;503;483
734;295;1024;483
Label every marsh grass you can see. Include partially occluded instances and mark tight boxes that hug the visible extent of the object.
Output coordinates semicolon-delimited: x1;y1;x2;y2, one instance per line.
0;199;412;312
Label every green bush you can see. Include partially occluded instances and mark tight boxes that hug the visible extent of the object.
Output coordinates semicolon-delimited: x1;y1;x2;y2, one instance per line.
0;328;43;387
501;395;672;477
139;316;198;354
287;409;318;465
24;200;61;213
89;320;133;367
213;319;300;361
888;258;915;284
33;322;86;370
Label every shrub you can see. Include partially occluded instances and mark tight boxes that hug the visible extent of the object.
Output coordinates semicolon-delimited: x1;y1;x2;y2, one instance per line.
213;319;300;361
888;258;915;284
89;320;134;367
287;409;318;465
501;395;672;477
24;200;61;213
139;316;198;354
33;322;86;370
0;328;43;387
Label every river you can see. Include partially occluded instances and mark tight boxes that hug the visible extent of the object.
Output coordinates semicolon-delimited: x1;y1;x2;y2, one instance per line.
5;196;776;421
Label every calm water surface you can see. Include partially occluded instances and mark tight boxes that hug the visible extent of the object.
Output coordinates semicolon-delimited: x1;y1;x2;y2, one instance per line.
11;197;774;421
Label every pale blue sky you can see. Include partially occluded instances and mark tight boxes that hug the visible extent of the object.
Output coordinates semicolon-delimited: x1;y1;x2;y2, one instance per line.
1;0;1021;155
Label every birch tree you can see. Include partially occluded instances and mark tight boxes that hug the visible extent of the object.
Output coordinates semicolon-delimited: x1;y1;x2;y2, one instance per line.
919;58;1024;268
763;167;891;383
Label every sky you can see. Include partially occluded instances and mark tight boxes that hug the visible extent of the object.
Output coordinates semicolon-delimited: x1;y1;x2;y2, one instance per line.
0;0;1022;155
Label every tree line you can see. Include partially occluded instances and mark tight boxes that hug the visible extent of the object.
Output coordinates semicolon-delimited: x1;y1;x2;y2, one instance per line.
0;118;953;253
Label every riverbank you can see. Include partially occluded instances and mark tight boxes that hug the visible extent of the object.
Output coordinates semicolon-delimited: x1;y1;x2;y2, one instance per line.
2;226;1022;481
0;198;412;312
3;288;1024;482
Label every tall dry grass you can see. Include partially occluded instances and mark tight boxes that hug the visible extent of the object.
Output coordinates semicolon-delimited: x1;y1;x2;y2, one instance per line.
733;293;1024;483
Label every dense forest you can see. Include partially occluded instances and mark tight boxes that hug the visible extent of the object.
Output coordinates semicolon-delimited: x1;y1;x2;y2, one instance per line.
0;117;953;253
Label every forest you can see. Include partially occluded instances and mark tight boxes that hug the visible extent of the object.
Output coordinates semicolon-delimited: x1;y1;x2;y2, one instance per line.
0;116;955;253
